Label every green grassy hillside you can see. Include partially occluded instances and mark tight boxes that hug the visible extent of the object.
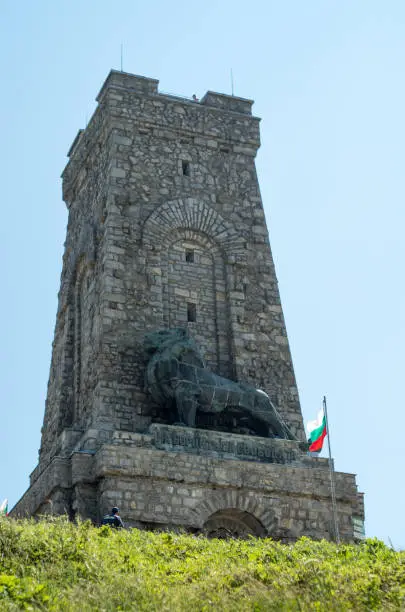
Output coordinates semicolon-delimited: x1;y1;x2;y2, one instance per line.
0;517;403;610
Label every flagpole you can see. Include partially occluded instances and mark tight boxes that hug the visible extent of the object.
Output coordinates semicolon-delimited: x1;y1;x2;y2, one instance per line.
323;396;340;544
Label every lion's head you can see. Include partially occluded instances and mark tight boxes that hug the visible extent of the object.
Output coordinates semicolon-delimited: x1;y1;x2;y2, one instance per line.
144;327;206;368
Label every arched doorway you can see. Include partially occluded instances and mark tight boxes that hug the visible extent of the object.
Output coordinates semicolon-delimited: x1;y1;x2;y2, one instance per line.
202;508;267;539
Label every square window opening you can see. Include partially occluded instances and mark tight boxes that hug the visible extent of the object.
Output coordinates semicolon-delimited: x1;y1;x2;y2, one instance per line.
185;249;194;263
187;302;197;322
182;161;190;176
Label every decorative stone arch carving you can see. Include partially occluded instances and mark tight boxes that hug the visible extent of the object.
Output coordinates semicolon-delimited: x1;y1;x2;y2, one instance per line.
142;198;247;263
192;490;278;536
164;227;222;258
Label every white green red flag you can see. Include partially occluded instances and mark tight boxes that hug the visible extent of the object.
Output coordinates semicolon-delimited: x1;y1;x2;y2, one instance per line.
0;499;8;516
306;408;327;452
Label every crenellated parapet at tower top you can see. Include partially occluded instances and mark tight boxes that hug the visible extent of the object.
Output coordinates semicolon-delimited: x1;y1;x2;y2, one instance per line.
96;70;255;116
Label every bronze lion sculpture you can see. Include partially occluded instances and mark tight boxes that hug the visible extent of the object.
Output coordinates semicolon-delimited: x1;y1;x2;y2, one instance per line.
144;328;295;440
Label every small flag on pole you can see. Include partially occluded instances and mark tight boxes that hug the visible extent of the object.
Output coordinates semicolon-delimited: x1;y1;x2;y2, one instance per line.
307;407;327;452
0;499;8;516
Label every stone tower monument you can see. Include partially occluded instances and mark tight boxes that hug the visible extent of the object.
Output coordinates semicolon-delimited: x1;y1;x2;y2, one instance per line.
12;71;364;541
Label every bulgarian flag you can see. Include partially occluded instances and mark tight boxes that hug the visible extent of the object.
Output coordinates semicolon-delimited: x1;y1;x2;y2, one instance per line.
307;407;327;452
0;499;8;516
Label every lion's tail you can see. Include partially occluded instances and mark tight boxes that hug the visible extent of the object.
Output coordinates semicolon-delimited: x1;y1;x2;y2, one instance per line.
257;389;296;440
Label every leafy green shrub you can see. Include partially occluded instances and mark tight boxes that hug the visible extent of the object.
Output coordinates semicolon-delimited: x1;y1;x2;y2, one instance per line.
0;516;403;610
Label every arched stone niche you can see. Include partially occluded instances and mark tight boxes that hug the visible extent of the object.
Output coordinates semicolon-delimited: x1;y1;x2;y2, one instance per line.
64;255;96;430
192;490;277;537
142;199;248;378
193;491;299;541
162;229;232;378
203;508;267;539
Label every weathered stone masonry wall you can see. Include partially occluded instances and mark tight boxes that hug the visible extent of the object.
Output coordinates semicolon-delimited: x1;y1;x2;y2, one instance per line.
12;71;364;542
13;428;364;543
79;70;305;440
40;108;111;465
39;68;306;474
97;445;362;541
93;427;363;541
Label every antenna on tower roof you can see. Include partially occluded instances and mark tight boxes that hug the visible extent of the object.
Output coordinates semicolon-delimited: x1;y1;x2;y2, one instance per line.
120;43;123;72
230;68;234;96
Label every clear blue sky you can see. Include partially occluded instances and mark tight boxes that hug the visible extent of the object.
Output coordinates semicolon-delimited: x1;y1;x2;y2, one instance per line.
1;0;404;547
